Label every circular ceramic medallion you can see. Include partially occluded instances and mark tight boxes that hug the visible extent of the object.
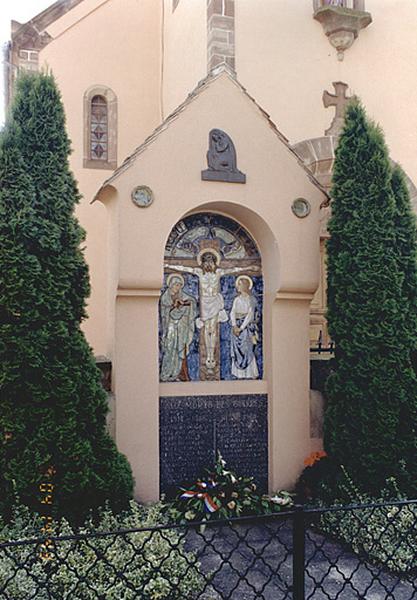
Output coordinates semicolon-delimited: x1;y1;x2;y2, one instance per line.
291;197;311;218
132;185;153;208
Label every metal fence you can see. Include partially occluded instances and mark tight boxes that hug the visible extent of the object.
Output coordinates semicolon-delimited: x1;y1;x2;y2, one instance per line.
1;500;417;599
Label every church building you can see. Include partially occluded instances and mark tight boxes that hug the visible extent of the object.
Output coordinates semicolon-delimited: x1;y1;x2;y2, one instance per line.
5;0;417;502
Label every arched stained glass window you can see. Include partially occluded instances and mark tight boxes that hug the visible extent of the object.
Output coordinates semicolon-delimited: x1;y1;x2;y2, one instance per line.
90;95;108;161
83;86;117;170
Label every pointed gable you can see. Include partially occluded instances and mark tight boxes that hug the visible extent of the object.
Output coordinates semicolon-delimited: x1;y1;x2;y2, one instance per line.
93;66;326;301
95;67;327;202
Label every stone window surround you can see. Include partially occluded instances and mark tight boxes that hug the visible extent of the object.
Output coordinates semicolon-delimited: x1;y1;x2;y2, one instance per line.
83;85;117;170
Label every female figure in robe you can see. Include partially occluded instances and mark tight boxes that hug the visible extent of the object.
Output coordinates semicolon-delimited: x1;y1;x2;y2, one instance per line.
230;276;259;379
160;274;197;381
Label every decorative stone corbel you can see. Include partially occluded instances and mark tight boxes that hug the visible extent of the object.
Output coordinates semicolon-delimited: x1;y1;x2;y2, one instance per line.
313;1;372;61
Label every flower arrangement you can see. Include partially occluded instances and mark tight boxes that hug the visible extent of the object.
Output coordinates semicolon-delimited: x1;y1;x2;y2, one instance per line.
169;452;293;523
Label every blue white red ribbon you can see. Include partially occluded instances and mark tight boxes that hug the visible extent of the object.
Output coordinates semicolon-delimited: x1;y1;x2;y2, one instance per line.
180;489;219;513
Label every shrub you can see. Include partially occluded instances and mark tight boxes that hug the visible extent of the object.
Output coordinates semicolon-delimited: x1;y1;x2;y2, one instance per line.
0;502;204;599
295;452;417;574
316;469;417;575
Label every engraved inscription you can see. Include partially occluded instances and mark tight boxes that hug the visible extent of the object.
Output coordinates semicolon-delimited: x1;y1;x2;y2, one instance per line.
159;394;268;497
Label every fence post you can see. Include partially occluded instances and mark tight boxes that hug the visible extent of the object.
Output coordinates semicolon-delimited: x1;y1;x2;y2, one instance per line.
293;505;305;600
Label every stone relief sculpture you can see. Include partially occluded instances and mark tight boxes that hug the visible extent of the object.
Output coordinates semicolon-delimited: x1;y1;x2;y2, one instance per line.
230;276;259;379
161;213;263;381
201;129;246;183
160;274;197;382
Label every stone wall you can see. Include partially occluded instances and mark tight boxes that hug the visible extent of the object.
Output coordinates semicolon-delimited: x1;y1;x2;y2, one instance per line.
207;0;235;71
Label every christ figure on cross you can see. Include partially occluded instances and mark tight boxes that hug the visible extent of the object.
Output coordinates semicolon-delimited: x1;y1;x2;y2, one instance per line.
165;249;260;371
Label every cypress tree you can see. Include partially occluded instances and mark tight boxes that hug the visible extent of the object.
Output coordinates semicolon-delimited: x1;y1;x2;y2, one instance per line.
391;165;417;351
324;101;417;496
0;72;133;523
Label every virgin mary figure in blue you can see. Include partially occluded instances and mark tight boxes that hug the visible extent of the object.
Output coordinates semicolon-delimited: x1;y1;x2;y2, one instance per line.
230;276;259;379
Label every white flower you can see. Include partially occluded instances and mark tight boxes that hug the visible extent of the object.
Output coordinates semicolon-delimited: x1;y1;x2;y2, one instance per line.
271;495;291;506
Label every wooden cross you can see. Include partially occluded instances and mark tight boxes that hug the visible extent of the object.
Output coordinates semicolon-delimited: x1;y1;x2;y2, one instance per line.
323;81;353;136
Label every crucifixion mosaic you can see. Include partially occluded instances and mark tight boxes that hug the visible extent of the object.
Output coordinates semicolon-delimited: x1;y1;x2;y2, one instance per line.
160;213;263;381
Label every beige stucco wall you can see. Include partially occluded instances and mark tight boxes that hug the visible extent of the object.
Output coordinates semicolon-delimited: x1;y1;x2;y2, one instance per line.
97;73;325;502
235;0;417;184
38;0;162;354
162;0;207;118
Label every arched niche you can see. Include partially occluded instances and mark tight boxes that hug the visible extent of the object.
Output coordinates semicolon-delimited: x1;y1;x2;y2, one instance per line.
160;212;264;383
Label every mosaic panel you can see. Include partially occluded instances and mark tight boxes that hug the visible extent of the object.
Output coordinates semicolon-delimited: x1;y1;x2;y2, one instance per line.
159;394;268;497
160;213;263;381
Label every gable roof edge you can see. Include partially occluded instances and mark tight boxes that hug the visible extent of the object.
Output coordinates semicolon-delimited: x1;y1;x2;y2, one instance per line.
93;65;328;203
12;0;86;46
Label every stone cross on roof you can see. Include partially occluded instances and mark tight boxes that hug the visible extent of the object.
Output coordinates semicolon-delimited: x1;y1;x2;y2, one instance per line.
323;81;354;136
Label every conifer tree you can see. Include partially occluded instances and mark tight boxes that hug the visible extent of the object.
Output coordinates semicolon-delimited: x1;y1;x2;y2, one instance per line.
324;102;417;496
0;72;133;523
391;165;417;352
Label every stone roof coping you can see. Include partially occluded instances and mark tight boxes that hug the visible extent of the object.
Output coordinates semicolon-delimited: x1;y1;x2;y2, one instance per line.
11;0;85;45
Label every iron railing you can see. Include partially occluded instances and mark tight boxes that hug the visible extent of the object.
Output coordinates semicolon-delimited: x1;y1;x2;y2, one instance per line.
1;499;417;599
310;340;335;356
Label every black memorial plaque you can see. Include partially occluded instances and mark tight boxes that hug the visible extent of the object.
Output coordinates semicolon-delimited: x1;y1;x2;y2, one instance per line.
159;394;268;497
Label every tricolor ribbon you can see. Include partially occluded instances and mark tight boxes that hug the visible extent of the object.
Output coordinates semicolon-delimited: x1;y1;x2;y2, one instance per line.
180;490;220;513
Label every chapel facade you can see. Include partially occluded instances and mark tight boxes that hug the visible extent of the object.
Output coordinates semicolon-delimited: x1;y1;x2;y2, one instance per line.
5;0;417;502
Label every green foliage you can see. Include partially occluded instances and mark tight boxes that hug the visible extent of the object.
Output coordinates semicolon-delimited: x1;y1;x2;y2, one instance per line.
169;452;293;523
324;101;417;496
0;502;204;599
317;469;417;575
0;72;133;523
391;165;417;350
